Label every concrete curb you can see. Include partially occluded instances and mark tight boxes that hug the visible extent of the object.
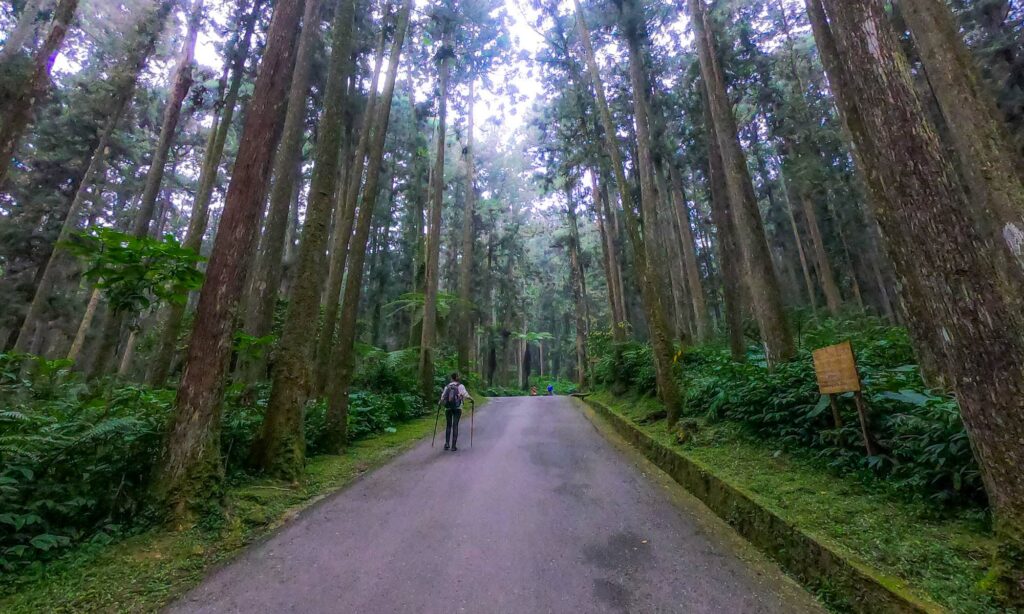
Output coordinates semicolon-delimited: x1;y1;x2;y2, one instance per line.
579;397;945;614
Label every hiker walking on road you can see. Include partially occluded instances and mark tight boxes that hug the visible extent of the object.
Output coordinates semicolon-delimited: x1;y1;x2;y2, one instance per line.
440;372;471;451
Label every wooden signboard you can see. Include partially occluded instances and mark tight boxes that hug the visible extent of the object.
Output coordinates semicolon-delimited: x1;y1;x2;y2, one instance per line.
812;341;861;394
811;340;876;456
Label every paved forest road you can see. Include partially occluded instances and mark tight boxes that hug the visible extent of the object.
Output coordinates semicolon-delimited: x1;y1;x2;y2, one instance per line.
168;396;822;614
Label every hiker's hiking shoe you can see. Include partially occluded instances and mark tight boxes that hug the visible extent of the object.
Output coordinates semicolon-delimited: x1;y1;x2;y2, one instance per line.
444;444;450;450
451;446;458;452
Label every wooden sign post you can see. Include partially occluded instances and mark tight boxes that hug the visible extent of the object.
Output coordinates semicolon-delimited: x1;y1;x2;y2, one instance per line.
812;341;876;456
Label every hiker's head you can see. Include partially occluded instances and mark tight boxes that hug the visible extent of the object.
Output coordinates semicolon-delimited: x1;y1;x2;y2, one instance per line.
451;372;460;382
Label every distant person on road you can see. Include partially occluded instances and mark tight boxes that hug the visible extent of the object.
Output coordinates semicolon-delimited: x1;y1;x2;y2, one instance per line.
547;384;554;396
439;372;470;451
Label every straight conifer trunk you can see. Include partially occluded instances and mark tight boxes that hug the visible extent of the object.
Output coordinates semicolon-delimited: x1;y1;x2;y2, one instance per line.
574;0;682;421
239;0;323;388
566;185;588;388
148;0;262;386
314;21;389;393
700;81;745;361
900;0;1024;283
815;0;1024;597
456;79;477;373
252;0;357;479
323;0;411;450
418;23;453;399
689;0;794;364
153;0;306;519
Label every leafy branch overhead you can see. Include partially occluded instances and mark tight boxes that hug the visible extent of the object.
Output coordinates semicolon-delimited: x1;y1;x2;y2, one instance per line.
62;228;205;314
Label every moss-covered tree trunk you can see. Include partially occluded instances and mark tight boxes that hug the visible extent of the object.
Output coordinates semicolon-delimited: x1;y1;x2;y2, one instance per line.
690;0;794;365
901;0;1024;287
418;23;453;399
314;22;389;394
250;0;356;479
574;0;682;422
565;184;588;388
816;0;1024;599
239;0;322;390
147;0;262;387
667;163;711;341
152;0;306;520
700;79;745;362
456;78;477;374
323;0;410;451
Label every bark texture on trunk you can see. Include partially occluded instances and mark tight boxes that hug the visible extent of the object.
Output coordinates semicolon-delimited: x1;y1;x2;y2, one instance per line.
700;80;745;361
418;24;453;399
323;0;411;451
690;0;794;365
566;186;588;388
148;0;261;386
252;0;356;479
131;0;203;238
817;0;1024;598
240;0;322;389
314;20;388;393
456;79;477;374
667;163;710;341
153;0;306;520
574;0;682;421
901;0;1024;284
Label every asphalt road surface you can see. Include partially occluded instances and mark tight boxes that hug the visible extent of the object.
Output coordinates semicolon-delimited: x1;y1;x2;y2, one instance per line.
167;396;822;614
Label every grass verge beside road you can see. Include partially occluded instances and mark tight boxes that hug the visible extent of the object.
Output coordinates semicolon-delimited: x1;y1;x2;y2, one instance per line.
589;391;1000;613
0;413;441;613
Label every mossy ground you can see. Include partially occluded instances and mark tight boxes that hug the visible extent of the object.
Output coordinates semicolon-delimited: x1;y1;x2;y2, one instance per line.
0;413;439;613
591;391;1004;613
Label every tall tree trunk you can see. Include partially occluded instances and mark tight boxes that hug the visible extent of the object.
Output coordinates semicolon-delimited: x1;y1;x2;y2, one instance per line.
313;18;389;393
0;0;79;188
418;23;453;399
251;0;356;479
12;0;175;354
323;0;411;450
238;0;322;388
589;169;624;341
799;190;842;315
574;0;682;421
566;186;588;388
132;0;202;238
152;0;306;520
147;0;262;386
14;107;123;354
816;0;1024;598
456;79;477;373
700;80;745;361
901;0;1024;280
94;0;204;378
689;0;794;364
0;0;55;63
779;171;819;313
667;163;711;341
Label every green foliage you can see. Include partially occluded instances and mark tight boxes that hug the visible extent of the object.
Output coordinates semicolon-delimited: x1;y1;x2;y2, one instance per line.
0;343;430;574
592;318;984;505
62;228;205;314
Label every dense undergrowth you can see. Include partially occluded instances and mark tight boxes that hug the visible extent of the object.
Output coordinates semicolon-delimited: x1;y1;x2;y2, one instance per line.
592;316;985;508
0;345;433;576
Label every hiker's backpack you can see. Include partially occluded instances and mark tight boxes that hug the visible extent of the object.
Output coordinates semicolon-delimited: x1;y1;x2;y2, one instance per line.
442;382;461;410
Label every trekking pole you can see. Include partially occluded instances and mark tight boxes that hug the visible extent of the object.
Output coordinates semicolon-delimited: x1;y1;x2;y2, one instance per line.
431;401;442;448
470;398;475;448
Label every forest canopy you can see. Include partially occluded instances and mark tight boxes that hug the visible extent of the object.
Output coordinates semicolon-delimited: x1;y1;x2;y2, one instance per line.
2;0;1024;605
